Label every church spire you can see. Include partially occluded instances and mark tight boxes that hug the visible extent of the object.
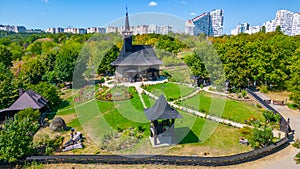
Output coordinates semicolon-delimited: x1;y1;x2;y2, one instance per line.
125;6;130;31
122;6;133;53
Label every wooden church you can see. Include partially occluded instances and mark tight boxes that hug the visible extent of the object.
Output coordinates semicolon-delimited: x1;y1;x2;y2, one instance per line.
111;8;162;82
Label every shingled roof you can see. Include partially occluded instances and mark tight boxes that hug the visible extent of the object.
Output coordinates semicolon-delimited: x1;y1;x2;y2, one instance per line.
7;89;48;111
144;95;182;121
111;45;163;66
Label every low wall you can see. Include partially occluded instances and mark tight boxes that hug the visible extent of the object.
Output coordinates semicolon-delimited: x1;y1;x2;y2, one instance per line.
25;137;289;166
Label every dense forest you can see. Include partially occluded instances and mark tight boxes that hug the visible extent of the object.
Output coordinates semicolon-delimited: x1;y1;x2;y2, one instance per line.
0;30;299;110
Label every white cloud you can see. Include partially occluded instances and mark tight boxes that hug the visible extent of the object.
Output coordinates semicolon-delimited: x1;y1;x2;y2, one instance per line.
190;12;197;16
42;0;48;3
182;1;187;4
148;1;158;6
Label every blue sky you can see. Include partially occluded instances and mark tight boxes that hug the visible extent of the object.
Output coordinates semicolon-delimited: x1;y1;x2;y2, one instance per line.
0;0;299;34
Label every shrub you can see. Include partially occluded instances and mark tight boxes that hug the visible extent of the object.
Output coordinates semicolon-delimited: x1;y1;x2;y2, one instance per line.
288;103;298;110
239;127;253;137
138;126;145;133
256;104;262;108
293;139;300;149
249;127;274;149
17;108;40;122
263;110;281;123
295;153;300;162
260;84;268;93
241;90;247;98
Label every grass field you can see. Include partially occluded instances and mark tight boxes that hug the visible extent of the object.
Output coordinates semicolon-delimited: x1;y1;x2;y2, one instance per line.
142;82;194;101
39;86;253;156
179;91;264;123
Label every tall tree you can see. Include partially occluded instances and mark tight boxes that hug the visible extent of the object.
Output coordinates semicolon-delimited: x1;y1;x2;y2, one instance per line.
97;45;119;75
28;82;61;109
0;63;18;109
54;43;81;82
288;48;300;108
0;45;13;67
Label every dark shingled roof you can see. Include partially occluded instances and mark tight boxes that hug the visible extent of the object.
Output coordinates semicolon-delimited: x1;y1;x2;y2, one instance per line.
144;95;182;120
111;45;163;66
8;89;48;111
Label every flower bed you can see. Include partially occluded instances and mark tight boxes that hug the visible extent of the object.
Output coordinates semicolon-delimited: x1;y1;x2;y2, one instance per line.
96;86;133;101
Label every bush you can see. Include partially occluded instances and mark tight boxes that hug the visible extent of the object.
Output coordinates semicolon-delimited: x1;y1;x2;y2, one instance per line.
260;85;268;93
288;103;298;110
256;104;262;108
295;152;300;162
263;110;281;124
239;127;253;137
249;127;274;149
241;90;247;98
293;139;300;149
17;108;40;122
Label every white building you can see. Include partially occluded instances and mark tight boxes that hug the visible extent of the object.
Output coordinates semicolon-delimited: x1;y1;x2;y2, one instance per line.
245;26;261;34
185;9;224;37
0;25;15;32
87;27;106;34
231;23;250;35
210;9;224;36
106;24;172;35
185;20;195;36
45;27;55;33
263;9;299;36
292;13;300;36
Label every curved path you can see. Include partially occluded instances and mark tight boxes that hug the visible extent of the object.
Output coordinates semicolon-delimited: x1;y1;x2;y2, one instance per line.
245;90;300;169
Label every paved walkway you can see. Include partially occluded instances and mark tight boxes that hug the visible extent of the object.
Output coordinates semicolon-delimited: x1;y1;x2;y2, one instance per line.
246;90;300;169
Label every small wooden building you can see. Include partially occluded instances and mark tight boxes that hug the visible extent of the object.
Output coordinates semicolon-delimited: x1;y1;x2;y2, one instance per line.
0;89;48;122
144;95;182;146
111;9;162;82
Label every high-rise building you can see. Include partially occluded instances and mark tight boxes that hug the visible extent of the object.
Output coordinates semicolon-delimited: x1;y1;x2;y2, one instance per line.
231;23;250;35
292;12;300;36
185;9;224;37
231;10;300;36
263;9;299;36
210;9;224;36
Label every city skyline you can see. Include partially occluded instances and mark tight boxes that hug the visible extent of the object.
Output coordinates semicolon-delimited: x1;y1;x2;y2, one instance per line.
0;0;299;34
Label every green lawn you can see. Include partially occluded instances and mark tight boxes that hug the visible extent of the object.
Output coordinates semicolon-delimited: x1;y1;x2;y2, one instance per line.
141;93;156;108
142;82;194;101
51;86;251;155
179;91;264;124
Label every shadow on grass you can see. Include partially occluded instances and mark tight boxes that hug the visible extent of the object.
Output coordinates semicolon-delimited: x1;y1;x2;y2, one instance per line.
175;127;199;144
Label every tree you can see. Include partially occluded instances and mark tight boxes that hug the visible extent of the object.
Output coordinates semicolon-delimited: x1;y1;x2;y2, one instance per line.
288;48;300;108
183;53;207;77
261;26;266;33
275;25;281;33
0;114;39;162
0;62;18;109
249;127;274;149
0;45;13;67
21;58;46;85
28;82;61;109
97;45;119;75
54;43;81;82
17;108;40;122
